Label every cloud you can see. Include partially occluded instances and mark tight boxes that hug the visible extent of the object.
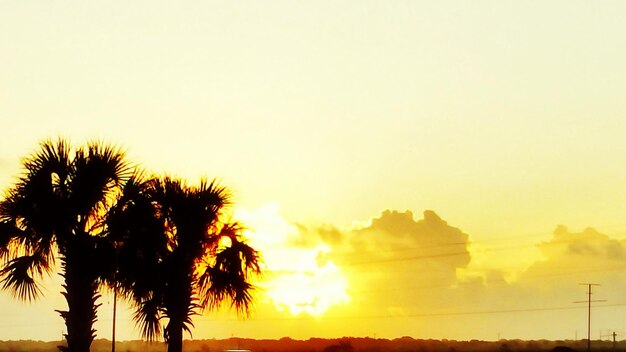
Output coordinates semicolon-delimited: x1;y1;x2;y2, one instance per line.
291;209;471;269
215;205;626;341
281;209;474;323
285;211;626;340
289;223;345;248
350;209;471;268
521;225;626;285
462;225;626;340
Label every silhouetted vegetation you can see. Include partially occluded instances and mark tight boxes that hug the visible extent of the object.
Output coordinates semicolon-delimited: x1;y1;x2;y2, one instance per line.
1;337;624;352
0;139;132;352
108;176;261;352
0;139;261;352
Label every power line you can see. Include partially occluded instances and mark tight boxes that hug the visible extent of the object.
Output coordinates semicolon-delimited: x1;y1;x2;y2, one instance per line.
258;263;626;295
317;235;603;268
301;231;604;264
190;302;626;323
3;302;626;331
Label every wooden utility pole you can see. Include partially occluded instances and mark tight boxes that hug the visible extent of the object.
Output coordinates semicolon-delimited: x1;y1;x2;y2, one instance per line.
574;284;606;352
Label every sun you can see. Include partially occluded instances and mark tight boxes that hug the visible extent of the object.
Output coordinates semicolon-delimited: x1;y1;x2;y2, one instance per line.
263;245;349;316
235;204;350;316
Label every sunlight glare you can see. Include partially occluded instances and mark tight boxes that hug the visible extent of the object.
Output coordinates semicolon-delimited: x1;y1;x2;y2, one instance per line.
235;203;350;316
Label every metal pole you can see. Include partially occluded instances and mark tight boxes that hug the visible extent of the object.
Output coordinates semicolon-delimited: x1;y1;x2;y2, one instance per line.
574;284;604;352
112;289;117;352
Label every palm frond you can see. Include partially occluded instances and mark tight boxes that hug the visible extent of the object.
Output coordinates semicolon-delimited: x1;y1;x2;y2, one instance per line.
227;280;255;315
132;295;163;342
198;266;255;315
1;139;73;241
106;173;167;295
197;178;231;211
181;309;197;338
23;139;71;178
217;223;262;271
69;142;131;224
0;221;23;260
213;223;262;276
86;141;133;184
196;221;261;315
0;254;48;301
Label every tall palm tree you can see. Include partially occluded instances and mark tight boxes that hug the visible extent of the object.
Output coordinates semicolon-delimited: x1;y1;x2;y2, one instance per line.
0;139;131;352
107;177;261;352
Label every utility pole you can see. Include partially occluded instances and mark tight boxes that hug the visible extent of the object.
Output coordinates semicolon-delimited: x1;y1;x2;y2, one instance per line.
574;284;606;352
112;289;117;352
612;332;617;351
600;331;617;351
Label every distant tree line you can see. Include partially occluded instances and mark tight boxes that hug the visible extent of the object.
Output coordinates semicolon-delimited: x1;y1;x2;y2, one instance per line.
0;337;621;352
0;139;262;352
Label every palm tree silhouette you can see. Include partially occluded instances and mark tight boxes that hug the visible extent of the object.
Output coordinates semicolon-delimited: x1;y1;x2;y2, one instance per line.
108;177;261;352
0;139;132;352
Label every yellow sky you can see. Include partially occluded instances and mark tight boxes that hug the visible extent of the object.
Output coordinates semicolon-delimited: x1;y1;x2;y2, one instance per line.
2;0;626;343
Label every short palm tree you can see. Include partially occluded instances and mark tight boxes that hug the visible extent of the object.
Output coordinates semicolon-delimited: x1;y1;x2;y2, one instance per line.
0;139;131;352
108;177;261;352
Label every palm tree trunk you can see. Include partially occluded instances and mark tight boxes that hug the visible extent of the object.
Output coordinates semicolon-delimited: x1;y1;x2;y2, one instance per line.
166;319;184;352
57;240;100;352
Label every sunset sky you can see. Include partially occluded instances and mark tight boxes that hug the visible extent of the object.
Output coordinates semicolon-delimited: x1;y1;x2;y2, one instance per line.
3;0;626;343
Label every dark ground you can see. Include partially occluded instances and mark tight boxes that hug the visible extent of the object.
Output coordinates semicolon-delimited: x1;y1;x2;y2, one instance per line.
0;337;621;352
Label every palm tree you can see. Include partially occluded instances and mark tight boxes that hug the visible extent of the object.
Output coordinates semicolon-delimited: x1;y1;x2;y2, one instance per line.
0;139;131;352
107;177;261;352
